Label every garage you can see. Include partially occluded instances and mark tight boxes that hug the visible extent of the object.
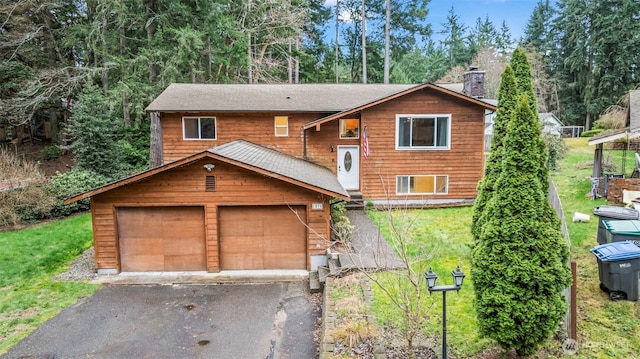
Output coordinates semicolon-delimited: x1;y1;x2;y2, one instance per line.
117;207;206;271
219;206;307;270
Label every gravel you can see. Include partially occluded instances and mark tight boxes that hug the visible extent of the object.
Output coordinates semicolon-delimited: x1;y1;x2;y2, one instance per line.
54;247;98;282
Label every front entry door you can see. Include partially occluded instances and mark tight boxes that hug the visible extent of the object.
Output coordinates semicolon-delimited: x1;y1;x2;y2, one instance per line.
337;146;359;190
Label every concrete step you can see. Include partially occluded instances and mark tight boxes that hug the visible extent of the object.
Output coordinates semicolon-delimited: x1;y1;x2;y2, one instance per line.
318;265;330;283
309;270;322;292
328;258;341;276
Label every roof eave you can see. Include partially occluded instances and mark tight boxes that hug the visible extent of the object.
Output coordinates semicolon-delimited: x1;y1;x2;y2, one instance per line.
64;151;350;204
302;83;497;130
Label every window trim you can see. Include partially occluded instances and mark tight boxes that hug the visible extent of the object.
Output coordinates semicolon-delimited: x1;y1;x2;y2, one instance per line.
339;118;360;139
274;116;289;137
182;116;217;140
395;175;449;195
395;114;451;150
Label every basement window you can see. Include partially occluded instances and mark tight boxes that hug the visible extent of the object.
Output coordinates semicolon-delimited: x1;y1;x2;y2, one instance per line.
206;176;216;192
396;175;448;195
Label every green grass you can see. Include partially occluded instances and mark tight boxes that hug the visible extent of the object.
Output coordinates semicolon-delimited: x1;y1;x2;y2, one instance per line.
368;138;640;358
0;214;99;354
368;207;492;356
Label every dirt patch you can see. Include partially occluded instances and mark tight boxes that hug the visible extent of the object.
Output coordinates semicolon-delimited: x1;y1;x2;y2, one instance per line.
6;141;74;177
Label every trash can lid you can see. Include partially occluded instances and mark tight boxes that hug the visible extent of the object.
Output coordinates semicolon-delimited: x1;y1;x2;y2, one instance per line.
591;241;640;261
593;205;640;219
603;220;640;235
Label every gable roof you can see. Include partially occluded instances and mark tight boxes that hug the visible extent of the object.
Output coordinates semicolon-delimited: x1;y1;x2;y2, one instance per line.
146;83;415;112
302;83;497;130
589;90;640;145
65;140;349;204
539;112;564;126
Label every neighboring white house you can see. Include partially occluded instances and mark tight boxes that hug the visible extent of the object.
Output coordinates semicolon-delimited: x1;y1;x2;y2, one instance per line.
485;111;565;152
539;112;564;136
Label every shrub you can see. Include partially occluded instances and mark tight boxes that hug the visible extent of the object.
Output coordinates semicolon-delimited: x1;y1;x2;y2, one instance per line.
0;149;55;227
580;128;605;137
330;200;352;242
40;145;62;161
47;169;110;217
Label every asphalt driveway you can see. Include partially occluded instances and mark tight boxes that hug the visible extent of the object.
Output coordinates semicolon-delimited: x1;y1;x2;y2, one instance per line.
1;282;319;359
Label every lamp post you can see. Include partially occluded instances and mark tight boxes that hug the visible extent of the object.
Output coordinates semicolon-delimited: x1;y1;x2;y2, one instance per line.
424;266;466;359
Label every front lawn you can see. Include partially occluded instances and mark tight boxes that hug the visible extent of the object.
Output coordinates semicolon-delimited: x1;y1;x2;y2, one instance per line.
0;213;99;354
367;138;640;358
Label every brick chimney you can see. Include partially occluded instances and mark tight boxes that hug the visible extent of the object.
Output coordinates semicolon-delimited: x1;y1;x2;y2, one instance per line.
463;66;485;99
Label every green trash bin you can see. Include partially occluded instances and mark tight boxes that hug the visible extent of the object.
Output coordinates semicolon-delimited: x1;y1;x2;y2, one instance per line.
593;206;640;244
603;220;640;244
591;241;640;301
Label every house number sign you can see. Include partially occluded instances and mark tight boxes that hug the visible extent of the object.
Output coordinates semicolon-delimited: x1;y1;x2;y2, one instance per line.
344;151;352;172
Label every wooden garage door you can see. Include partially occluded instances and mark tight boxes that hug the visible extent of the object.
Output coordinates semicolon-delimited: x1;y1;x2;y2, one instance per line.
219;206;306;270
117;207;206;271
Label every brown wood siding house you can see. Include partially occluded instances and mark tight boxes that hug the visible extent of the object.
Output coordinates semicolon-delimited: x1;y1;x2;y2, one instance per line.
66;82;495;275
66;141;348;274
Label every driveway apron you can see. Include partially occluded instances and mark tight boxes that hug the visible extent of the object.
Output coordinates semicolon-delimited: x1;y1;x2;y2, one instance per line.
1;282;318;359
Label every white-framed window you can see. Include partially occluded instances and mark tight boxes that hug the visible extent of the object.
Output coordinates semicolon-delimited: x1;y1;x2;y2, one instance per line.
275;116;288;136
396;114;450;149
339;119;360;139
396;175;448;195
183;117;216;140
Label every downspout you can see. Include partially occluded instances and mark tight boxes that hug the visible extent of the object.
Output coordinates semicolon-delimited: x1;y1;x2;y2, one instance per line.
303;127;307;160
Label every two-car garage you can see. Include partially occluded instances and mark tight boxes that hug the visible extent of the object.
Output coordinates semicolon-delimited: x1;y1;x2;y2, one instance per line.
67;141;349;275
116;205;307;272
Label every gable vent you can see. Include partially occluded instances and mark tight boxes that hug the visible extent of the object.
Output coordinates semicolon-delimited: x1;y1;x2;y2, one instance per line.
206;176;216;192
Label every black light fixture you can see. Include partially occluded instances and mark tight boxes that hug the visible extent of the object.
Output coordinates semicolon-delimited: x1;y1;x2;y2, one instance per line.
330;144;335;152
424;266;466;359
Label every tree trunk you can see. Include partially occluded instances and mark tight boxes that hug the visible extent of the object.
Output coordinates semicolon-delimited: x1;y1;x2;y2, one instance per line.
206;37;212;83
149;112;163;168
384;0;390;84
146;0;158;83
120;25;130;125
361;0;367;84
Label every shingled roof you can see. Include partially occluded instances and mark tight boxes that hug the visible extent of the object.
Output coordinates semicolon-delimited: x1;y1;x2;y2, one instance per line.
145;83;415;112
208;140;348;198
65;140;349;203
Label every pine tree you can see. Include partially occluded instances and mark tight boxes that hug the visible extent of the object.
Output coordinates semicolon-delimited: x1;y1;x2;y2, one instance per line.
471;93;571;356
471;65;518;240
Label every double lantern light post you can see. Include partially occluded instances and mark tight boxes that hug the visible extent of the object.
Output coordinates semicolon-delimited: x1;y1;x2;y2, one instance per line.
424;266;466;359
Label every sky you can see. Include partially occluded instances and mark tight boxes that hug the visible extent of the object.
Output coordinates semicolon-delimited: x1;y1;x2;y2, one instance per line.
323;0;541;43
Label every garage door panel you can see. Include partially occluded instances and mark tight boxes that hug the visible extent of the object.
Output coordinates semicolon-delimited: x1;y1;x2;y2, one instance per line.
264;253;306;269
219;206;306;270
118;207;206;272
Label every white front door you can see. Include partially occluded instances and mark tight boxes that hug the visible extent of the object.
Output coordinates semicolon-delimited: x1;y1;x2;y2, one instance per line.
337;146;359;190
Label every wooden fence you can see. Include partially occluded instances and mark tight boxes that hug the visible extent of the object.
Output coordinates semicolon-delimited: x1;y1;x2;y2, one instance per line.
548;178;577;340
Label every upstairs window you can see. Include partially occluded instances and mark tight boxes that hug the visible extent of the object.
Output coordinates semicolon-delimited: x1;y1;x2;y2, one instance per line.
275;116;288;136
340;119;360;139
396;115;450;149
183;117;216;140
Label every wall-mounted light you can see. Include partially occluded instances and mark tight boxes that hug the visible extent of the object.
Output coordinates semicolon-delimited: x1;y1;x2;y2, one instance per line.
330;144;335;152
203;163;215;172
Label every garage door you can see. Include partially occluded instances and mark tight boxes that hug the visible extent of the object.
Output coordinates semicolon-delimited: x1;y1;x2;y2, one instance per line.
219;206;306;270
117;207;206;271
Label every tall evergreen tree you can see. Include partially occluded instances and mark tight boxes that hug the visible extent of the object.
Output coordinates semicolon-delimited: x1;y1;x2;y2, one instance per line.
471;65;518;241
472;93;571;356
438;6;473;69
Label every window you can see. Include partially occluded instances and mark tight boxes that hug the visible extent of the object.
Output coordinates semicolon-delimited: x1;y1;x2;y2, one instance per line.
340;119;360;139
275;116;288;136
183;117;216;140
396;175;448;195
396;115;450;149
